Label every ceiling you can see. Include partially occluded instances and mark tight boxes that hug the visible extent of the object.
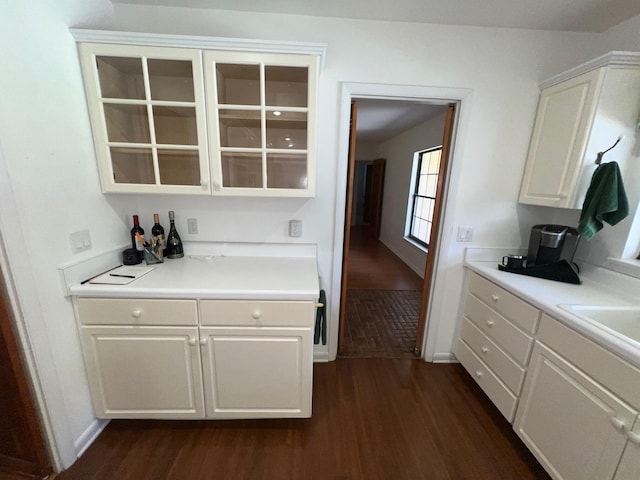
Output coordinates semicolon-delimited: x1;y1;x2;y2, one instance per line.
112;0;640;33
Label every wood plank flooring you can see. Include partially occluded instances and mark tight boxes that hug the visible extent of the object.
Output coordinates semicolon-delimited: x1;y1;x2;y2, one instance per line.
57;359;549;480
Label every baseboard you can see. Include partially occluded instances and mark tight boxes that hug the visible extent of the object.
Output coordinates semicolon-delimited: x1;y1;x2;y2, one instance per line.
313;351;330;362
432;352;458;363
74;418;109;458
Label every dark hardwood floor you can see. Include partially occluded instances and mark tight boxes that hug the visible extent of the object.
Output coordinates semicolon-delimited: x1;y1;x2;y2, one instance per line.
57;359;549;480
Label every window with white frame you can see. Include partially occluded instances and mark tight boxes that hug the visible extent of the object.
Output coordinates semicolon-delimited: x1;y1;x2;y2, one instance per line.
406;147;442;248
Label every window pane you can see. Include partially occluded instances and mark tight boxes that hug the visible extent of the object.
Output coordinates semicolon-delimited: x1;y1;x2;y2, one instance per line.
216;64;260;105
221;153;262;188
425;221;433;244
104;104;150;143
148;59;194;102
417;175;427;195
153;106;197;145
158;149;200;186
267;153;307;189
426;175;437;197
218;109;261;148
96;56;145;100
417;219;426;242
266;111;307;149
265;66;308;107
111;147;154;184
428;151;440;174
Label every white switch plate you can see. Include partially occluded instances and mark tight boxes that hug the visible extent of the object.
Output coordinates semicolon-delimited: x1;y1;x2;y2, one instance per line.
187;218;198;235
289;219;303;238
457;226;473;242
70;229;92;254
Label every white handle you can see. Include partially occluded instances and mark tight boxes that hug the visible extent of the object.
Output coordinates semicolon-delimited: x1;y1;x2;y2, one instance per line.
481;346;489;354
251;310;261;319
475;370;483;378
486;319;494;327
609;416;626;431
200;179;208;189
199;338;207;346
491;294;499;302
131;309;142;318
188;337;197;346
627;430;640;444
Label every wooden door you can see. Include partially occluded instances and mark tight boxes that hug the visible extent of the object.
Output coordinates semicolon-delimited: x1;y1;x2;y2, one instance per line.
367;158;386;239
0;268;52;478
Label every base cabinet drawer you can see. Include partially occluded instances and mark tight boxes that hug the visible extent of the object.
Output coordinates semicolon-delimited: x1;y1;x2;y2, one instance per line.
455;339;518;422
77;297;198;326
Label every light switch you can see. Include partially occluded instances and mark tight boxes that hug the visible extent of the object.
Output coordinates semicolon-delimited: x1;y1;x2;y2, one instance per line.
457;226;473;242
289;219;303;238
187;218;199;235
70;229;92;254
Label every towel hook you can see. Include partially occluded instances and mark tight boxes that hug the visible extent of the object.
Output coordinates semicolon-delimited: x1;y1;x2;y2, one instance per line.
595;137;622;165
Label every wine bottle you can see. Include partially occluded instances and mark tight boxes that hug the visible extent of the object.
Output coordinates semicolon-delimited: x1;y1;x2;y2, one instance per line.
130;215;145;251
151;213;166;255
166;210;184;259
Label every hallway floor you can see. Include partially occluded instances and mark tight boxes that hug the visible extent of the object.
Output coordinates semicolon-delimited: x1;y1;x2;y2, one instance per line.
341;226;424;358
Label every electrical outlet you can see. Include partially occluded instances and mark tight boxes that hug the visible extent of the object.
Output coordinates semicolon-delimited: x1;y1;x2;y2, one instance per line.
70;229;92;254
457;226;473;242
289;219;303;238
187;218;199;235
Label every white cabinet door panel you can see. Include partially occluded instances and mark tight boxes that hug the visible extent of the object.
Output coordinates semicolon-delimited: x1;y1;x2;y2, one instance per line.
614;417;640;480
515;342;635;480
200;326;312;418
81;325;205;418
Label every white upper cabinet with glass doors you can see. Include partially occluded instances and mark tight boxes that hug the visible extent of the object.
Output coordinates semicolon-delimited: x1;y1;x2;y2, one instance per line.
204;51;318;197
79;43;210;194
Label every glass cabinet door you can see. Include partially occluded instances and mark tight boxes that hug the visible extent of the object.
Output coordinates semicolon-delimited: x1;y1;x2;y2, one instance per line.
79;44;209;194
205;51;318;197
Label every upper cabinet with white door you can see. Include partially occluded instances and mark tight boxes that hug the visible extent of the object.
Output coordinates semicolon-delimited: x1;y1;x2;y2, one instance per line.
74;30;324;197
519;52;640;208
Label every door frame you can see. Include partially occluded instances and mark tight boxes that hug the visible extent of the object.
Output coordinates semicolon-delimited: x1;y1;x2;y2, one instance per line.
329;82;472;361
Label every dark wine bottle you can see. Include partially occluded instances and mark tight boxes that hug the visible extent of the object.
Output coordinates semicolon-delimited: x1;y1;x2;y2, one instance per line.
130;215;145;251
166;210;184;259
151;213;166;254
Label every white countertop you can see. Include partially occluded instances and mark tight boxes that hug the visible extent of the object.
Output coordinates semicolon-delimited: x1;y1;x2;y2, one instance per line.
465;259;640;368
70;255;320;301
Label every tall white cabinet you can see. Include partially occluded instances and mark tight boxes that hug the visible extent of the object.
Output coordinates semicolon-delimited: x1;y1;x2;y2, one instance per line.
518;52;640;208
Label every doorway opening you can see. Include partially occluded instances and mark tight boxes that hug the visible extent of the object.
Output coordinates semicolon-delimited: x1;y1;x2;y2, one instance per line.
337;96;458;359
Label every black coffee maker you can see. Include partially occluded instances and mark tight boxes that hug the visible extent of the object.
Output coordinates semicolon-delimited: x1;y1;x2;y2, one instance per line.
499;224;581;284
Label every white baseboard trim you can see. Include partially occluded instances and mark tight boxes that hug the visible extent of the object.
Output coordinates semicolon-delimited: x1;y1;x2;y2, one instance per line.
74;418;109;458
432;352;458;363
313;351;330;362
378;239;425;278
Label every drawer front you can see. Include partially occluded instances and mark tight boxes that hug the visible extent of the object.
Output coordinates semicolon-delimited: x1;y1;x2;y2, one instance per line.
455;339;518;422
464;294;534;365
76;298;198;326
200;300;315;327
538;314;640;409
460;317;526;395
468;272;540;334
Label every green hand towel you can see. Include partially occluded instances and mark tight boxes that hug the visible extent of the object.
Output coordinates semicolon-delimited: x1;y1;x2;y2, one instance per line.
577;161;629;240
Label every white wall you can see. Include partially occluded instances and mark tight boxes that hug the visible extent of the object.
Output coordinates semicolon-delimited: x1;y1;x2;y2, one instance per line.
377;111;447;276
3;0;638;470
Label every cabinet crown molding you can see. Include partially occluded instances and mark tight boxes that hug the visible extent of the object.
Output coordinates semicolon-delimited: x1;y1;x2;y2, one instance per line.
69;28;327;68
539;51;640;89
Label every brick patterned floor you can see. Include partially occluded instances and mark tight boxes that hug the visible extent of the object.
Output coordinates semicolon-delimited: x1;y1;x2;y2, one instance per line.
340;289;421;358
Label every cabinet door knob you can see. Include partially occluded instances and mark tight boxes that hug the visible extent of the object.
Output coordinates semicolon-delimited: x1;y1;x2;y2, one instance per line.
131;309;142;318
481;346;489;354
627;430;640;445
251;310;261;319
475;370;483;378
609;416;626;431
188;337;197;346
486;319;495;327
199;338;207;346
491;294;499;302
200;179;208;189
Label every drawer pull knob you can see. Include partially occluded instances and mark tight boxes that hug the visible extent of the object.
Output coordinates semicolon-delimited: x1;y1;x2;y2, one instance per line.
491;294;499;302
131;309;142;318
475;370;483;378
251;310;261;319
481;347;489;354
628;430;640;445
609;416;626;431
188;337;197;346
486;319;495;327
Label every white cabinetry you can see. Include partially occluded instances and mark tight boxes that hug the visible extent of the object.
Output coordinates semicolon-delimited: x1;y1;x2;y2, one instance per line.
75;31;322;197
514;314;640;480
615;417;640;480
519;52;640;208
455;272;541;422
75;297;315;420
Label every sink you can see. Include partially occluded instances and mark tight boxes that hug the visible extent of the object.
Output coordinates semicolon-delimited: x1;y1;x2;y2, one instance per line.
559;305;640;343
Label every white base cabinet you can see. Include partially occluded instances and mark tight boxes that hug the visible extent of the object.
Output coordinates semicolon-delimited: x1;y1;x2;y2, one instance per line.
75;297;315;420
